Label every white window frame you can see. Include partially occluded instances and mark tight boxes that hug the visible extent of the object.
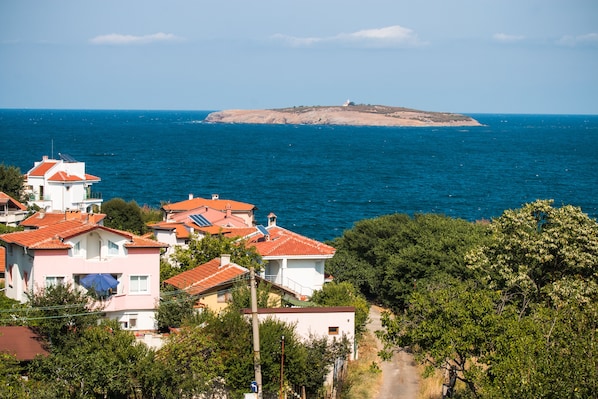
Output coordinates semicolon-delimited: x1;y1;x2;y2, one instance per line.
72;241;81;256
108;240;119;256
129;275;149;294
46;276;65;288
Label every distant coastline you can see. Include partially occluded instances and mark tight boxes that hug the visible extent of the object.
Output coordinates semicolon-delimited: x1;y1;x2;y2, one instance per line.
204;104;482;127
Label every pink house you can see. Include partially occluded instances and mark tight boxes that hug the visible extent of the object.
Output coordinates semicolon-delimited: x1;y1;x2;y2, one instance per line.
1;220;167;331
152;193;257;258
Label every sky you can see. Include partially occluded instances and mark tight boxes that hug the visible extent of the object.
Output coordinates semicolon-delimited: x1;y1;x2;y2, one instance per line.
1;0;597;114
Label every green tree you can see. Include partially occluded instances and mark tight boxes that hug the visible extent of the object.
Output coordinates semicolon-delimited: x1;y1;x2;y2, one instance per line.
155;288;197;333
170;233;261;272
26;283;102;349
379;201;598;398
197;309;254;398
29;320;151;399
258;318;308;395
227;279;278;311
0;163;25;202
481;301;598;398
378;278;504;397
0;292;26;326
101;197;146;234
467;199;598;311
146;324;225;399
311;281;370;338
0;352;28;398
327;213;489;311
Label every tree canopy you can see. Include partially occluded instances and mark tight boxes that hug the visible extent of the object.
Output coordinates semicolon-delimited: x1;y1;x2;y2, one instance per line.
0;163;25;202
166;233;262;276
378;200;598;398
326;213;490;311
101;197;147;235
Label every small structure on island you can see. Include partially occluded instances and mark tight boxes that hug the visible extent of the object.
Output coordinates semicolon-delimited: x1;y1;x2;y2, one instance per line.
342;99;355;107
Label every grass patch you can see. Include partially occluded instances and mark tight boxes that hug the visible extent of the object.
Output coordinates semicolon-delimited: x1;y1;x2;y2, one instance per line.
339;330;383;399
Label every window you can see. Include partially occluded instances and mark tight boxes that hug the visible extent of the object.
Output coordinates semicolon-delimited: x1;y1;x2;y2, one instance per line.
217;289;232;303
46;276;65;288
72;241;81;256
108;240;119;255
130;275;149;294
328;326;339;335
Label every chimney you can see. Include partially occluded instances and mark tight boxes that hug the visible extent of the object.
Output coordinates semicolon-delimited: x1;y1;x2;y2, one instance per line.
220;254;231;268
225;203;232;218
42;155;48;161
267;213;277;227
188;193;193;200
65;209;81;220
211;193;219;200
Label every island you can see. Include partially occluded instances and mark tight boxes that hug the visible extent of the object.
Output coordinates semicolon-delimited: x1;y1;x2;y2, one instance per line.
204;104;482;127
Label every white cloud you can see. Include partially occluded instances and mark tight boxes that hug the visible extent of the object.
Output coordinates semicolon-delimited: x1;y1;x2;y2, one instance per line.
90;32;183;45
270;33;322;47
556;33;598;47
271;25;427;48
493;33;525;43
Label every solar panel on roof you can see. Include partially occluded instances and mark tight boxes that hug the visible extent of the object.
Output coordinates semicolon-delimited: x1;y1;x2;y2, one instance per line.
190;214;212;227
256;225;269;236
58;153;78;163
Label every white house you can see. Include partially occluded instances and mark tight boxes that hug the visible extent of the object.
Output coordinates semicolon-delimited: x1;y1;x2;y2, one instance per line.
24;155;103;213
0;192;28;227
242;306;357;360
0;219;167;331
246;214;336;298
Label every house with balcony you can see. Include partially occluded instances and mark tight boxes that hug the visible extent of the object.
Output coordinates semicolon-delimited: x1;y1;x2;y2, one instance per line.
163;254;300;313
0;191;28;227
0;219;167;331
246;214;336;299
24;154;103;213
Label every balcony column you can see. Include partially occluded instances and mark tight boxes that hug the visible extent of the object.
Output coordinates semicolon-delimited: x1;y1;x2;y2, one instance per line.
280;258;287;286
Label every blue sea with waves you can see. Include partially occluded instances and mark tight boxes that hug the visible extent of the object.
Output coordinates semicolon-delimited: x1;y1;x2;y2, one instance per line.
1;109;597;242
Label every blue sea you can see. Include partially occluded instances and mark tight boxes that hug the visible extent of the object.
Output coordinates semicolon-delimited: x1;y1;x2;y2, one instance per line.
1;109;597;242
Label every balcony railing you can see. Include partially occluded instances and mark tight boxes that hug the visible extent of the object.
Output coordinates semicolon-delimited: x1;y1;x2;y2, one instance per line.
86;192;102;200
263;274;313;297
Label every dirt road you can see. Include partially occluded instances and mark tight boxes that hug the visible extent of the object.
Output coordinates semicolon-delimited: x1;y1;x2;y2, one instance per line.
369;306;419;399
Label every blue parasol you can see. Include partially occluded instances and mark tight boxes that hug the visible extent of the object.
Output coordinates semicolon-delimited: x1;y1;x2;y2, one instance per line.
80;273;119;296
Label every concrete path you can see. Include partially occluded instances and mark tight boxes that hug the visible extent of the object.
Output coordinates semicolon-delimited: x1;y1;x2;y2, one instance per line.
368;306;419;399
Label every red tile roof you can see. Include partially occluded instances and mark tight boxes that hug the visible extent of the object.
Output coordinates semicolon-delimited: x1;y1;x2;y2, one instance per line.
149;221;192;239
0;220;167;250
163;197;255;212
47;171;101;182
21;212;106;228
164;258;248;295
0;192;27;211
0;326;50;360
28;160;58;177
84;173;101;182
247;226;335;257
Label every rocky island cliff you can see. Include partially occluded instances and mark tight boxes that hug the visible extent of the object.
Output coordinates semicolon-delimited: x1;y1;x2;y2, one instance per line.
204;104;481;127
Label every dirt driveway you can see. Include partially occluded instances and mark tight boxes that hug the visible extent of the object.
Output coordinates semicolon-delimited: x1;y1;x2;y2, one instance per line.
368;306;419;399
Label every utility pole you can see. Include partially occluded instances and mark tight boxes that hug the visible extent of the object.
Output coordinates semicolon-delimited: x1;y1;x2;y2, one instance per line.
250;267;263;399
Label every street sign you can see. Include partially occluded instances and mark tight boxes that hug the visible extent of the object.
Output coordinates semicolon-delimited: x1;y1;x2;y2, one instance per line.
250;381;259;393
